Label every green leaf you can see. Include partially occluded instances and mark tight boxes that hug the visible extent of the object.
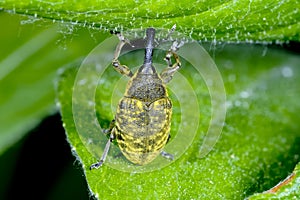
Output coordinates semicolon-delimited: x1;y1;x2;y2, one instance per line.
248;162;300;199
57;33;300;198
1;0;300;43
0;12;108;154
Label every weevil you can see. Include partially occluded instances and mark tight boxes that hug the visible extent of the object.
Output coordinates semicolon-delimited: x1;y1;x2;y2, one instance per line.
90;26;184;169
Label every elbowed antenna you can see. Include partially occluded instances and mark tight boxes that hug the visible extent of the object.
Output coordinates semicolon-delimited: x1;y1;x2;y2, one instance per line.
144;28;155;64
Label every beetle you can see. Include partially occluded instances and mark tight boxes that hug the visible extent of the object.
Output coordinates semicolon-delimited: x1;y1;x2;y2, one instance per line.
90;25;183;169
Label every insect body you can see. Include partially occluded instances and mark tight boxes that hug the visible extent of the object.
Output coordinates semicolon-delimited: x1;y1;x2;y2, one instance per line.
90;26;183;169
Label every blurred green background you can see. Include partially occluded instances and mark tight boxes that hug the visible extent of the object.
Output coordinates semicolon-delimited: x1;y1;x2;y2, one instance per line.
0;12;108;199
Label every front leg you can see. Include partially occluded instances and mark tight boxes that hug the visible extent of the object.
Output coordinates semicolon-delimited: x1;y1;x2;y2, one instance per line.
111;31;134;77
160;40;184;84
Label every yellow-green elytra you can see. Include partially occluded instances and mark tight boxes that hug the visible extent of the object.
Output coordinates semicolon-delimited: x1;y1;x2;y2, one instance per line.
90;26;182;169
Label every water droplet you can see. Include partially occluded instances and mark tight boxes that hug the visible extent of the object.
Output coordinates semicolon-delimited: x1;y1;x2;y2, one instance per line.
234;100;241;107
240;91;250;98
281;66;293;78
78;79;87;85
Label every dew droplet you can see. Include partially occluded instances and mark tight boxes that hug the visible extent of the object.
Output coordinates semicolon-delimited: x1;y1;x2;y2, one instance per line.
281;66;293;78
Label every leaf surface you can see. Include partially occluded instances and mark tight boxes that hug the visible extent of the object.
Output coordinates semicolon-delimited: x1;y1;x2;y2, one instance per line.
1;0;299;42
57;40;300;199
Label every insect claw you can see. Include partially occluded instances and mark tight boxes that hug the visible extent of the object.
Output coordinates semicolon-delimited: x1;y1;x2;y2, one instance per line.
166;24;177;40
110;30;121;35
170;24;176;33
160;151;174;161
89;160;104;170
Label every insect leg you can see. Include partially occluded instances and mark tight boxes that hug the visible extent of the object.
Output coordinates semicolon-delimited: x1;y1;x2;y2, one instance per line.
102;119;115;136
166;24;177;40
160;40;184;84
160;151;174;161
90;130;115;170
160;24;176;43
111;31;133;77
